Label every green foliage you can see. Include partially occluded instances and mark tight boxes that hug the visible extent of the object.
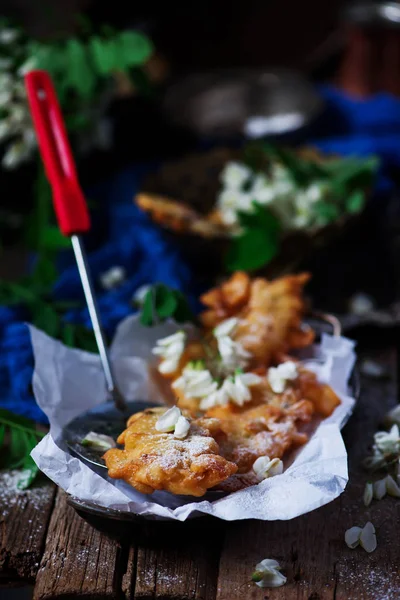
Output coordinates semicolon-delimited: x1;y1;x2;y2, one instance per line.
0;408;45;489
225;143;380;271
226;204;281;272
140;284;195;327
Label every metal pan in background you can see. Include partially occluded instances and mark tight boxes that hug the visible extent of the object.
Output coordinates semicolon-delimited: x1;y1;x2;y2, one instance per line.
162;68;323;140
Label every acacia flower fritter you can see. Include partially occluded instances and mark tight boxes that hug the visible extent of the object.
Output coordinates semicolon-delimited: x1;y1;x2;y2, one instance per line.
155;406;190;439
199;372;262;410
153;331;186;374
251;559;287;588
267;361;298;393
253;456;284;481
213;318;250;372
345;522;377;553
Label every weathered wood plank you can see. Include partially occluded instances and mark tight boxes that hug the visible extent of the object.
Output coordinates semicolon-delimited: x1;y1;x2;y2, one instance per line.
216;347;400;600
0;473;55;584
33;490;126;600
129;519;223;600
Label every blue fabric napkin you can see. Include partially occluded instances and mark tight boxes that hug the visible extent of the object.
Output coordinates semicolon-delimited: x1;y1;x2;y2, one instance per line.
2;85;400;424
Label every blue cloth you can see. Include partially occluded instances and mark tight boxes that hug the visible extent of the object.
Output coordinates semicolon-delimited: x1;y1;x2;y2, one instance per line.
2;85;400;424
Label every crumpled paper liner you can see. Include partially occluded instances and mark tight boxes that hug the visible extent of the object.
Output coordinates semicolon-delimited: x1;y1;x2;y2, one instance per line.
30;316;356;522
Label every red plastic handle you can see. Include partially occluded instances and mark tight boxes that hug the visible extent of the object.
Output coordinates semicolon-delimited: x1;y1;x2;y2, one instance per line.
25;70;90;236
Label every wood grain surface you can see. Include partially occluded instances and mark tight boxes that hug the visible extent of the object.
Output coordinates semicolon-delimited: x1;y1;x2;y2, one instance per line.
1;344;399;599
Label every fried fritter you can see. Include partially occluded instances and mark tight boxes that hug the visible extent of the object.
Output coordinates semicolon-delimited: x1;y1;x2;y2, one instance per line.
200;271;314;365
136;193;228;238
104;408;237;496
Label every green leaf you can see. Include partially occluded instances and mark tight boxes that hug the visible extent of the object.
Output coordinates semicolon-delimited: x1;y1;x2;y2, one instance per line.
173;290;195;324
17;457;39;490
17;434;39;490
61;323;75;347
154;285;178;318
314;202;340;224
40;226;71;250
0;410;44;488
115;30;153;68
89;36;115;74
140;290;155;326
30;253;58;288
0;423;5;448
346;190;366;214
226;204;281;272
31;302;60;338
8;428;26;469
64;39;96;99
140;285;195;326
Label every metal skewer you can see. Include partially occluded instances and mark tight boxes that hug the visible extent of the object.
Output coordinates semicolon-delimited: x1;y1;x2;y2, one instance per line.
71;236;126;411
25;70;126;412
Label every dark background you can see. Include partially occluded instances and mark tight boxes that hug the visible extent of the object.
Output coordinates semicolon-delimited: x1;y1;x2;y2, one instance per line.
1;0;345;72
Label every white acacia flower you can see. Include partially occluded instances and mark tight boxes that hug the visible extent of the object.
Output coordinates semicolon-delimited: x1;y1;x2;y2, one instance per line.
345;521;377;553
132;284;151;307
385;405;400;428
172;364;217;398
252;559;287;588
363;482;373;507
222;372;261;407
371;474;400;501
81;431;116;450
155;406;190;439
267;361;298;394
155;406;181;432
214;318;238;338
250;174;275;205
99;265;126;290
386;474;400;497
253;456;283;481
373;478;387;500
199;386;229;410
199;372;261;410
174;415;191;439
218;335;250;369
374;424;400;456
2;141;30;168
17;57;38;77
0;29;19;44
0;90;12;107
153;331;186;375
0;57;12;70
220;161;251;189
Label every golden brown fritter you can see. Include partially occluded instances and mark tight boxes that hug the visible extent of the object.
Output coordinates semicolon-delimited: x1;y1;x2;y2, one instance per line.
200;272;314;366
136;193;228;238
104;408;237;496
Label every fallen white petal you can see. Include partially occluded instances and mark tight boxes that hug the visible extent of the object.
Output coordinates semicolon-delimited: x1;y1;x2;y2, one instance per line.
214;317;238;338
359;522;377;553
345;526;362;549
155;406;181;432
373;478;387;500
363;482;373;507
386;474;400;497
81;431;116;450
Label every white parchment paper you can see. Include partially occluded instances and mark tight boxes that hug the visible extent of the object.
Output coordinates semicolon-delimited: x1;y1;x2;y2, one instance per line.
30;316;356;522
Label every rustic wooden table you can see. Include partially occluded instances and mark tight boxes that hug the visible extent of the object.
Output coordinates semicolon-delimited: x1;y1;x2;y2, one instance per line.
1;334;400;600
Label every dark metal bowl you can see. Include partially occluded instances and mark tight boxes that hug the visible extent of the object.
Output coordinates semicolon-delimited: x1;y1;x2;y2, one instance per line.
67;314;359;524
